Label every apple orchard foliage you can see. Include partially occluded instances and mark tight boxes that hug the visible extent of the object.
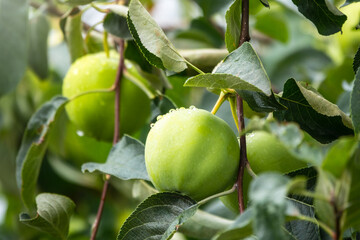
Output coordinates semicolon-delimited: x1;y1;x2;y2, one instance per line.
0;0;359;240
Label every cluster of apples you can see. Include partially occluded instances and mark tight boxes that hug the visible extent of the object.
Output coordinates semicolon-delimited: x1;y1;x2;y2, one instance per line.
62;52;306;210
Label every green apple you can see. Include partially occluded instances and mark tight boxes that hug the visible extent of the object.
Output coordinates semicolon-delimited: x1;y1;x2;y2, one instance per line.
49;114;113;167
145;107;240;201
221;131;307;212
62;52;151;141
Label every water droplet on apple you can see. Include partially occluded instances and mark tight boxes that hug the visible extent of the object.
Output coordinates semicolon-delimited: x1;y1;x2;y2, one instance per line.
76;130;84;137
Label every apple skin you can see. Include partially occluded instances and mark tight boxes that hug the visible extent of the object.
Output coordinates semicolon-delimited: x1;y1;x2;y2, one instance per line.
62;52;150;141
145;108;240;201
48;115;113;167
221;131;307;212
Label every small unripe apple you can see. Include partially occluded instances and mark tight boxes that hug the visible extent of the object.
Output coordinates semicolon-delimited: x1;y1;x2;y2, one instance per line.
145;107;240;201
62;52;150;141
221;131;307;212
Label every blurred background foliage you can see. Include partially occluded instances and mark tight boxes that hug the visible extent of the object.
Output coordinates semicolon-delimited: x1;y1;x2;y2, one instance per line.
0;0;359;239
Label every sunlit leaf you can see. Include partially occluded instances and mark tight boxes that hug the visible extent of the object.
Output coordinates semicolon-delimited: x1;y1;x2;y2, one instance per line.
185;43;285;112
0;0;28;97
117;192;198;240
127;0;187;72
82;135;150;181
291;0;347;35
16;96;68;210
20;193;75;240
275;79;354;144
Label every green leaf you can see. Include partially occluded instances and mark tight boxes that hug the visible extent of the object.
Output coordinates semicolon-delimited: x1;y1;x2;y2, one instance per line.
286;199;320;240
179;48;228;73
204;42;284;112
193;0;234;17
104;12;132;40
82;135;150;181
216;42;271;95
270;48;332;91
351;70;360;135
150;95;178;122
259;0;269;8
314;169;337;229
117;192;198;240
16;96;68;211
64;8;84;62
291;0;347;35
322;137;358;178
353;46;360;73
125;40;153;73
0;0;28;97
214;208;253;240
20;193;75;240
255;11;289;43
127;0;187;72
58;0;94;6
28;13;50;79
175;17;224;49
342;0;360;7
250;173;290;240
344;144;360;230
185;73;263;92
274;79;354;144
225;0;241;52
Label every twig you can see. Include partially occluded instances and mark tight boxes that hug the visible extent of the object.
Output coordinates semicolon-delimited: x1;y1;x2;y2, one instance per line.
235;0;251;214
331;196;343;240
90;39;125;240
236;95;247;213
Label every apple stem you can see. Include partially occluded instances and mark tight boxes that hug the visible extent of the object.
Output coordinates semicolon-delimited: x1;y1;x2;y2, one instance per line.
211;91;227;115
235;0;251;214
90;39;125;240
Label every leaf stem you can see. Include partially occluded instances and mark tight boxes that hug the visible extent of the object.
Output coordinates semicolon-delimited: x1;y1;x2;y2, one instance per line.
245;162;257;178
235;0;251;214
184;59;205;75
90;39;125;240
197;185;236;206
69;88;114;102
211;91;227;115
90;3;109;13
